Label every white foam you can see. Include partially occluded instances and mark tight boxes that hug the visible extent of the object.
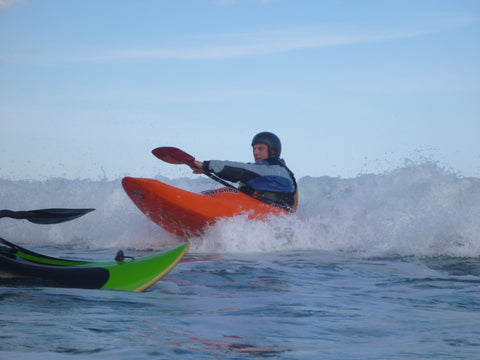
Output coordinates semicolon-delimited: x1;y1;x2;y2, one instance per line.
1;162;479;257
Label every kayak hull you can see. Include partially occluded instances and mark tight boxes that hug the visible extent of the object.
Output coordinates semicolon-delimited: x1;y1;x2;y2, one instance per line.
122;177;288;237
0;237;189;292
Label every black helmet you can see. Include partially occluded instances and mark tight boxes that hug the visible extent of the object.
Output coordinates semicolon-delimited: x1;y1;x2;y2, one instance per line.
251;132;282;158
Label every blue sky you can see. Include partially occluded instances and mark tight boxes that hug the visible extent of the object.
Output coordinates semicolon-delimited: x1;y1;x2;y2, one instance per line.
1;0;479;181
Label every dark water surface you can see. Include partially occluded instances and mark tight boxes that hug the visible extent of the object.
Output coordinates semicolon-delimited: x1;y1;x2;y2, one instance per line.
2;250;479;359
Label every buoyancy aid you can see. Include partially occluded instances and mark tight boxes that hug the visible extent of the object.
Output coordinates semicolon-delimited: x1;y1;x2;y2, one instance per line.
239;158;298;213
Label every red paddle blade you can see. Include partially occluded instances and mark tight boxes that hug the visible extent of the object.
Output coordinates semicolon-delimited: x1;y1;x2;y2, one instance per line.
152;147;196;167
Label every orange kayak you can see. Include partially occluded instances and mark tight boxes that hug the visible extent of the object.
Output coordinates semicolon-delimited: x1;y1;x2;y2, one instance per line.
122;177;288;237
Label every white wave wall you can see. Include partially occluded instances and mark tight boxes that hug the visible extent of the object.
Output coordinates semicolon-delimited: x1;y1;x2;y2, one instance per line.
1;163;479;257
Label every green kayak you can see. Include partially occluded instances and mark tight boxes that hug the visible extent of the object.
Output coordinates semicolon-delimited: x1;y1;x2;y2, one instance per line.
0;237;189;292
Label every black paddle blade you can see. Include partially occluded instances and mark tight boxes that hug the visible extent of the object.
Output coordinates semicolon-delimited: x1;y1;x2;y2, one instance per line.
0;208;95;224
152;147;196;167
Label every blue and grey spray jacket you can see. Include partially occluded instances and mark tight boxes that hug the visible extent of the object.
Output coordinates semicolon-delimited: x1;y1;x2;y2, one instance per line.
202;158;298;212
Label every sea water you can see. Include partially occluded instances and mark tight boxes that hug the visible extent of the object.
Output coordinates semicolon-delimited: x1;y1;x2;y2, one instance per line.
1;163;479;359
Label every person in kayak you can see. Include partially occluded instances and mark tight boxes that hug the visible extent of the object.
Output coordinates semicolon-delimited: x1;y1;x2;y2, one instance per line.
192;132;298;212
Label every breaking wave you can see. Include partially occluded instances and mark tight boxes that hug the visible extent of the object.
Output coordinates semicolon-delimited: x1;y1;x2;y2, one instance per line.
1;162;479;257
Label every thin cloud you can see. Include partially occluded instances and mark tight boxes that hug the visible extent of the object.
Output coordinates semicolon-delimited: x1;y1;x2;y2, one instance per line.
0;0;21;11
78;13;478;62
6;12;478;64
83;26;452;62
214;0;274;5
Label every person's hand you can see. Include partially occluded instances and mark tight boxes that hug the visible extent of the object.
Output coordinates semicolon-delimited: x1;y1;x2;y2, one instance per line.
192;160;204;174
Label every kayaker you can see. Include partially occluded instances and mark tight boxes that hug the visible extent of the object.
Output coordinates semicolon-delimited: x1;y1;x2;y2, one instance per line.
192;132;298;212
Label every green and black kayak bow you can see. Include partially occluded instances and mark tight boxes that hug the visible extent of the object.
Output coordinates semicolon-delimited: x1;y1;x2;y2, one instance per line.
0;208;189;292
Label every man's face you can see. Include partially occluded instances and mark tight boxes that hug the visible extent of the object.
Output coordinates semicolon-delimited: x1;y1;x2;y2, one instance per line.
253;143;269;162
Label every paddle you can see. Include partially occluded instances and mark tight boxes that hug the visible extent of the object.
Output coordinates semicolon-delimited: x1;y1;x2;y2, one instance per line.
0;208;95;225
152;147;197;168
152;147;236;189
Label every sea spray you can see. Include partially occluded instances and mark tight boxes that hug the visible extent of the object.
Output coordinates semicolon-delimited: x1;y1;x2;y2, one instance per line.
1;162;479;257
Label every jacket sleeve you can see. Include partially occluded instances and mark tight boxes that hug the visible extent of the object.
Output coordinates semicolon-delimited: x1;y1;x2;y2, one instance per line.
203;160;261;183
204;160;293;188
